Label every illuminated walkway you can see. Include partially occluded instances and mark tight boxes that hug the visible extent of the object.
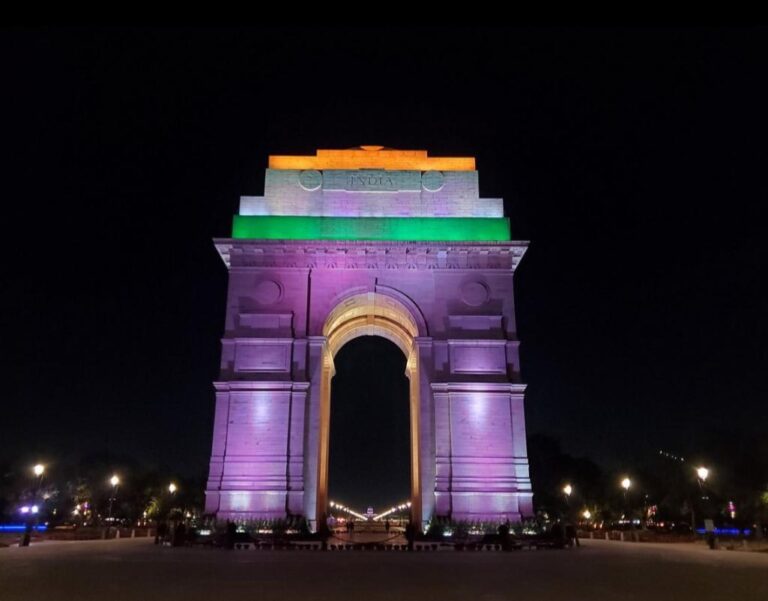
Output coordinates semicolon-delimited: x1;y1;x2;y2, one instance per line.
328;520;407;546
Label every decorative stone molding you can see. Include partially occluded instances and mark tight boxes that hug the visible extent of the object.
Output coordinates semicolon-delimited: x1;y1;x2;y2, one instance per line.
216;239;528;271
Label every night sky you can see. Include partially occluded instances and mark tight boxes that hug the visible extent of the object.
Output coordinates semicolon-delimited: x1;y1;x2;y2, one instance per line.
2;28;767;507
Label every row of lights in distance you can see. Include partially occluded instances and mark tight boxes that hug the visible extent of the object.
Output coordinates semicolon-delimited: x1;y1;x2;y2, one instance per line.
563;466;710;519
329;501;368;521
373;501;412;521
27;464;181;493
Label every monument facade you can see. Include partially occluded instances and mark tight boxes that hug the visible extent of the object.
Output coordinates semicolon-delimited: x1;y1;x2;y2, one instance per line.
205;146;533;528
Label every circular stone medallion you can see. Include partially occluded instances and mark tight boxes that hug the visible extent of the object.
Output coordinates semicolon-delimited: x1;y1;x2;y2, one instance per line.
421;170;445;192
255;280;282;305
461;281;489;307
298;170;323;191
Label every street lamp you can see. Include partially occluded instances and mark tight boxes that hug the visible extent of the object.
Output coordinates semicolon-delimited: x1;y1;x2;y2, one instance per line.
582;509;592;520
690;466;710;533
166;482;179;523
562;483;573;520
107;474;120;532
21;463;46;547
620;477;633;529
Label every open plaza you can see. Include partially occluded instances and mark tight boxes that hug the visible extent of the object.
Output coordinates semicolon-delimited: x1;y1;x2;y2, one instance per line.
2;537;767;601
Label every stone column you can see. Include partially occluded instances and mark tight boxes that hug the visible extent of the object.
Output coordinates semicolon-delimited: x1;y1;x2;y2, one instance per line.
204;386;231;514
303;336;327;529
416;337;435;526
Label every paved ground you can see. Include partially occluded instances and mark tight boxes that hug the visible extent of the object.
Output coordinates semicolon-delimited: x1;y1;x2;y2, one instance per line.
1;537;767;601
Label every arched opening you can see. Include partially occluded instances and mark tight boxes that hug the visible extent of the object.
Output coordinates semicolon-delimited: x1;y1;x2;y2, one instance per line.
328;336;410;513
317;292;423;525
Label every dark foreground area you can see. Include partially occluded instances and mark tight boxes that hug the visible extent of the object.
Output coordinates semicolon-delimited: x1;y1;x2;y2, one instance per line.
1;537;767;601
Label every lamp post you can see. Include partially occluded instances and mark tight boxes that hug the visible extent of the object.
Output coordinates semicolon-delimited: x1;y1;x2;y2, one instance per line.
621;477;631;500
696;467;709;490
167;482;178;522
107;475;120;536
20;464;45;547
620;477;632;529
690;466;709;534
562;484;573;521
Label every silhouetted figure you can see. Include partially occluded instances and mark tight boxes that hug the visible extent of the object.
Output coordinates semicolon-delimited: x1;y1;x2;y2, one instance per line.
173;522;186;547
225;520;237;550
404;521;416;551
550;521;565;548
155;522;168;545
497;521;511;551
20;522;33;547
385;519;391;535
706;531;716;550
565;523;579;547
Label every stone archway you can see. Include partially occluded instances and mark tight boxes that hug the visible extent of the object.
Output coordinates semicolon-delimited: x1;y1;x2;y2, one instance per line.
316;292;423;526
205;147;534;530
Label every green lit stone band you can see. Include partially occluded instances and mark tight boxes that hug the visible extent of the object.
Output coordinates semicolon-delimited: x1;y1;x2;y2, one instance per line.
232;215;510;242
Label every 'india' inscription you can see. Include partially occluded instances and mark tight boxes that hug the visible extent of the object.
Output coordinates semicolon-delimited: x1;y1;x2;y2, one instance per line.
322;170;421;192
349;172;396;190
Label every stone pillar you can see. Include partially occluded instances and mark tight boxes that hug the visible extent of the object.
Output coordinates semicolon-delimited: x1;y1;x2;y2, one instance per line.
204;386;231;515
510;392;533;516
303;336;328;529
287;382;309;516
430;382;531;522
204;381;308;521
416;337;435;526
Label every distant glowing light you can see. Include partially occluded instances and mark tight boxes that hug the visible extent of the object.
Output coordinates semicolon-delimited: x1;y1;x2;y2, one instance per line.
168;483;177;494
563;484;573;496
621;477;631;491
696;527;750;536
696;467;709;482
582;510;592;519
0;524;47;532
372;499;412;521
110;475;120;487
20;506;30;514
33;464;45;477
31;505;39;514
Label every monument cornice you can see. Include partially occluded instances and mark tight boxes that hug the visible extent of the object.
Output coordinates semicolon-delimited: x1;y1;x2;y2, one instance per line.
214;239;528;271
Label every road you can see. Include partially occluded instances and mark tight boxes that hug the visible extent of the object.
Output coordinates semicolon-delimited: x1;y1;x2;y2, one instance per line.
1;537;766;601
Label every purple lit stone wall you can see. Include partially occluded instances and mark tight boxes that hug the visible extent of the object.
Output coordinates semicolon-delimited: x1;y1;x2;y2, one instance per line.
205;150;534;527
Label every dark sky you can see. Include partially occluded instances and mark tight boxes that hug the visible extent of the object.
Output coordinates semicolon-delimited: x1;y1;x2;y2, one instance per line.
2;28;767;502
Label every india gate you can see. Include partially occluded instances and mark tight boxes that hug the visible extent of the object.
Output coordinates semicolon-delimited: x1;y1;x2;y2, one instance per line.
204;146;533;529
